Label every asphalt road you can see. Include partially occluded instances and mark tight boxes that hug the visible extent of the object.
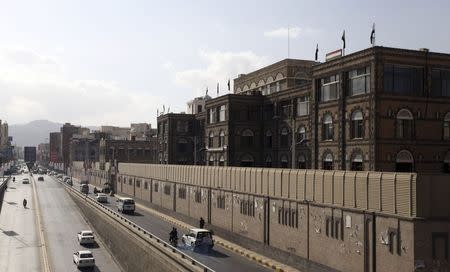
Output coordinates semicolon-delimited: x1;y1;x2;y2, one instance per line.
0;174;41;272
35;174;122;272
67;177;271;272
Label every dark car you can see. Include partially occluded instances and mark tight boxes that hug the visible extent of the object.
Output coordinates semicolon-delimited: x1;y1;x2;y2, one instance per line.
80;184;89;194
37;176;44;181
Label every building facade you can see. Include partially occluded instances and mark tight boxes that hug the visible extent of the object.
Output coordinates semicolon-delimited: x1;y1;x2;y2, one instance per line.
159;47;450;174
49;132;62;163
24;146;37;163
61;123;89;169
98;138;158;168
37;143;50;165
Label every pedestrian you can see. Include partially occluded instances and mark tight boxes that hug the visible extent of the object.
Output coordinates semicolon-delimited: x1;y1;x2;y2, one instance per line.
199;217;205;229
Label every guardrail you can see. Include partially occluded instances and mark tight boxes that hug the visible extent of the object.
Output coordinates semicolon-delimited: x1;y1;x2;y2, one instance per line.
54;176;215;272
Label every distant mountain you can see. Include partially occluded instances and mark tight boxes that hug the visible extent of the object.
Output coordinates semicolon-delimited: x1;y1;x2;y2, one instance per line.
9;120;62;147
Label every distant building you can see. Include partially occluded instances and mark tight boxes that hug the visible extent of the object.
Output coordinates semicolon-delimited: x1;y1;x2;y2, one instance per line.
130;123;156;141
99;137;158;168
100;126;129;140
61;123;89;169
37;143;50;165
24;146;37;163
49;132;62;163
0;120;13;163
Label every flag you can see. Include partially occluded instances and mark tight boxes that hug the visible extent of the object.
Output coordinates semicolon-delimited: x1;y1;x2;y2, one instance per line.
370;23;375;46
167;107;170;113
227;79;230;91
217;82;219;95
206;87;208;95
315;44;319;61
341;30;346;49
157;109;159;116
163;105;165;113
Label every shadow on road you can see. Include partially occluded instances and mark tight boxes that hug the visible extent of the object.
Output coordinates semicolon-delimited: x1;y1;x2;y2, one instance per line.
129;211;144;217
82;241;100;249
75;265;100;272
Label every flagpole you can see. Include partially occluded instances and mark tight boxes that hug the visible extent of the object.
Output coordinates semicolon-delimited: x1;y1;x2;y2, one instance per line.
287;24;290;59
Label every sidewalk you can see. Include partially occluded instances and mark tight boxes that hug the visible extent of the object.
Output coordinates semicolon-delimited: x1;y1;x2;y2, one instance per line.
0;178;41;272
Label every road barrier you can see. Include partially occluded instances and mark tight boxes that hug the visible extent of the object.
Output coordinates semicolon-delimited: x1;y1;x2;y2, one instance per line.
56;177;214;272
0;177;10;213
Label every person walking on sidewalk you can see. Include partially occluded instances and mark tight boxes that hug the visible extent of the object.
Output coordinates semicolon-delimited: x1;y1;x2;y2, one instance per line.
199;217;205;229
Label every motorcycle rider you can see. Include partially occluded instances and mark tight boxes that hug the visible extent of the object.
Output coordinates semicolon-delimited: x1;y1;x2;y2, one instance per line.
169;227;178;246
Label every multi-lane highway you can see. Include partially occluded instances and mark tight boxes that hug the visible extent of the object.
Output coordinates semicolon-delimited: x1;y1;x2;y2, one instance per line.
0;173;122;272
67;177;271;272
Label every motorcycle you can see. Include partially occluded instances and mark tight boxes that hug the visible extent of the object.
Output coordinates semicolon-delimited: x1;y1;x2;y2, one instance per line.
169;236;178;247
23;199;27;208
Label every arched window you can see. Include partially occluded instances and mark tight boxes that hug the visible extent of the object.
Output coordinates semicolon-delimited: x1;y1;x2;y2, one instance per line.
208;131;214;148
241;129;254;147
351;110;364;139
265;130;273;148
294;72;309;86
323;114;334;140
240;154;254;167
444;151;450;173
298;126;306;142
323;153;334;170
351;152;364;171
396;109;413;138
218;155;225;166
265;155;272;168
219;130;225;147
444;112;450;140
281;127;289;147
209;155;215;166
396;150;414;172
298;154;306;169
280;154;289;168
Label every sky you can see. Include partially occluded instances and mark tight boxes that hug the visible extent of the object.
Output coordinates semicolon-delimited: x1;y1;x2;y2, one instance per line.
0;0;449;127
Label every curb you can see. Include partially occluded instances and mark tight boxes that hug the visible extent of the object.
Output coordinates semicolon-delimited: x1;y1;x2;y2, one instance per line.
115;193;298;272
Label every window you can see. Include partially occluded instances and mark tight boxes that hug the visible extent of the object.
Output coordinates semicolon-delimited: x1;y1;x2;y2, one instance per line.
219;105;226;122
218;155;225;166
298;154;306;169
323;153;333;170
176;120;188;133
351;111;364;139
278;206;298;228
178;186;186;199
241;129;254;147
396;150;414;172
194;190;202;203
209;109;216;124
323;114;334;140
128;178;133;185
297;96;310;116
280;127;289;147
320;74;340;101
265;130;273;148
349;66;370;96
144;181;148;190
164;184;171;195
154;182;159;192
136;179;141;188
265;155;272;167
219;131;225;147
177;138;188;153
208;131;214;148
294;72;309;86
276;81;280;92
298;126;306;142
281;101;292;119
280;155;289;168
240;154;254;167
197;105;203;113
432;232;449;260
217;195;225;209
431;69;450;97
444;113;450;140
351;153;364;171
396;109;414;139
240;198;255;217
384;64;424;96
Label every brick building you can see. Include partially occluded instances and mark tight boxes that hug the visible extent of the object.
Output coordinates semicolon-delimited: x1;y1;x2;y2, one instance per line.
49;132;62;163
159;46;450;173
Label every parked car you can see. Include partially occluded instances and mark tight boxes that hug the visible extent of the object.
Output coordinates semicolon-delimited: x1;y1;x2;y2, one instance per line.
77;230;95;245
96;193;108;203
66;178;73;186
73;250;95;268
80;184;89;194
181;228;214;252
22;178;30;184
117;197;135;214
37;176;44;181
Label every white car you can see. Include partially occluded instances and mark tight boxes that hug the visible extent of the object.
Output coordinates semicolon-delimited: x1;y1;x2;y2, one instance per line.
73;250;95;268
96;193;108;203
117;197;135;214
22;178;30;184
77;230;95;245
181;228;214;251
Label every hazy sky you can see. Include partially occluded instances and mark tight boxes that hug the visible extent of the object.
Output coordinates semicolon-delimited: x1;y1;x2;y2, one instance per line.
0;0;449;127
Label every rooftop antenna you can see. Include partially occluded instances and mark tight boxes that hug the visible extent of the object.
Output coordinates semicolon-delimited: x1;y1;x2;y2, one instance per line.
287;24;290;59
